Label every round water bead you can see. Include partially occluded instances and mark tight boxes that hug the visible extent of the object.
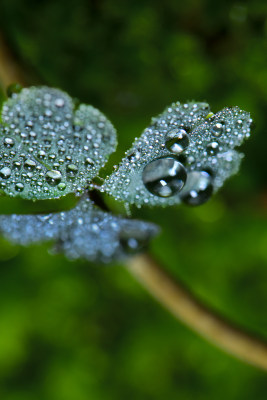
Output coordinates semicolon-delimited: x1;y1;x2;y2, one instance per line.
165;129;190;154
211;122;225;137
206;141;220;155
0;167;12;179
45;170;62;186
142;156;187;198
181;171;213;206
4;138;15;148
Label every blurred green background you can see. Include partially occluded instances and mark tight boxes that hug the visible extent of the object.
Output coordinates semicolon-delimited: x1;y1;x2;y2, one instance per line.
0;0;267;399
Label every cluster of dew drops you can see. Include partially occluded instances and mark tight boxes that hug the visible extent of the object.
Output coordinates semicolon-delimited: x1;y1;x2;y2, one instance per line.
0;86;116;200
104;101;252;207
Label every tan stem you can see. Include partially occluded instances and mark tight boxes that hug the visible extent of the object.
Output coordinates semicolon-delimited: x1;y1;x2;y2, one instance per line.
0;33;27;87
126;254;267;371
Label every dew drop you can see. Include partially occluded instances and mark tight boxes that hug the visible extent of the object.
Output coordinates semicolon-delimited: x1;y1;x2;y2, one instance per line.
142;156;187;198
180;171;213;206
58;182;66;191
0;167;12;179
24;159;37;170
15;182;24;192
45;170;62;186
206;141;220;155
120;237;145;254
55;98;65;107
85;157;94;166
13;161;21;170
211;122;225;137
4;137;15;148
66;164;78;173
165;129;190;154
37;150;46;159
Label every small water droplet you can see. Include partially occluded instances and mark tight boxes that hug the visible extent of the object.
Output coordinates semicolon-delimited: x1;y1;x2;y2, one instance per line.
15;182;24;192
206;141;220;155
211;122;225;137
55;98;65;107
0;167;11;179
66;164;78;173
58;182;66;191
45;170;62;186
165;129;190;154
4;137;15;148
85;157;94;166
142;156;187;198
13;161;21;170
24;158;37;170
37;150;46;159
180;171;213;206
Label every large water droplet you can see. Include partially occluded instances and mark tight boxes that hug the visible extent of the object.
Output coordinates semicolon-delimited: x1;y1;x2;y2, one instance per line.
13;161;21;170
142;156;187;198
15;182;24;192
4;137;15;148
37;150;46;159
180;171;213;206
66;164;78;173
55;98;65;107
85;157;94;166
165;129;190;154
45;170;62;186
206;141;220;155
58;182;66;191
0;167;11;179
211;122;225;137
24;158;37;170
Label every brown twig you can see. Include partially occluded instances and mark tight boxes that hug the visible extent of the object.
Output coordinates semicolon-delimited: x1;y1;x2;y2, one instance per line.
1;30;267;372
0;34;26;87
126;254;267;371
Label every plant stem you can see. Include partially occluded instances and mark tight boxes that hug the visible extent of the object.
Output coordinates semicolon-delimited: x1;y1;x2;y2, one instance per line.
1;30;267;372
126;254;267;371
0;34;27;87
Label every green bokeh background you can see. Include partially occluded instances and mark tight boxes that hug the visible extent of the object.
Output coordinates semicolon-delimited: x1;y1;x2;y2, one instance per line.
0;0;267;399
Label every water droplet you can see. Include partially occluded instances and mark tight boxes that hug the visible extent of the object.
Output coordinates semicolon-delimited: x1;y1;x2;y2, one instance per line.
142;156;187;198
85;157;94;166
24;158;37;170
55;98;65;107
66;164;78;173
37;150;46;159
211;122;225;137
120;237;145;254
4;137;15;148
180;171;213;206
165;129;190;154
13;161;21;170
15;182;24;192
206;141;220;155
0;167;11;179
58;182;66;191
45;170;62;186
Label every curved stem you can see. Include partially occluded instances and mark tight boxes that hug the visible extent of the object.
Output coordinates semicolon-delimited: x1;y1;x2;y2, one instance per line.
126;254;267;372
1;30;267;372
0;33;27;87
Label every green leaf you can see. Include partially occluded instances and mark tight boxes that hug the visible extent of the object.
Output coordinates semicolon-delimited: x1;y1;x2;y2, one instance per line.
0;196;159;263
102;102;252;207
0;86;117;200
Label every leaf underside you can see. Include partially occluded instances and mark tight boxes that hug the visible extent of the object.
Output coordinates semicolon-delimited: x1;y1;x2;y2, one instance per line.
0;196;159;263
